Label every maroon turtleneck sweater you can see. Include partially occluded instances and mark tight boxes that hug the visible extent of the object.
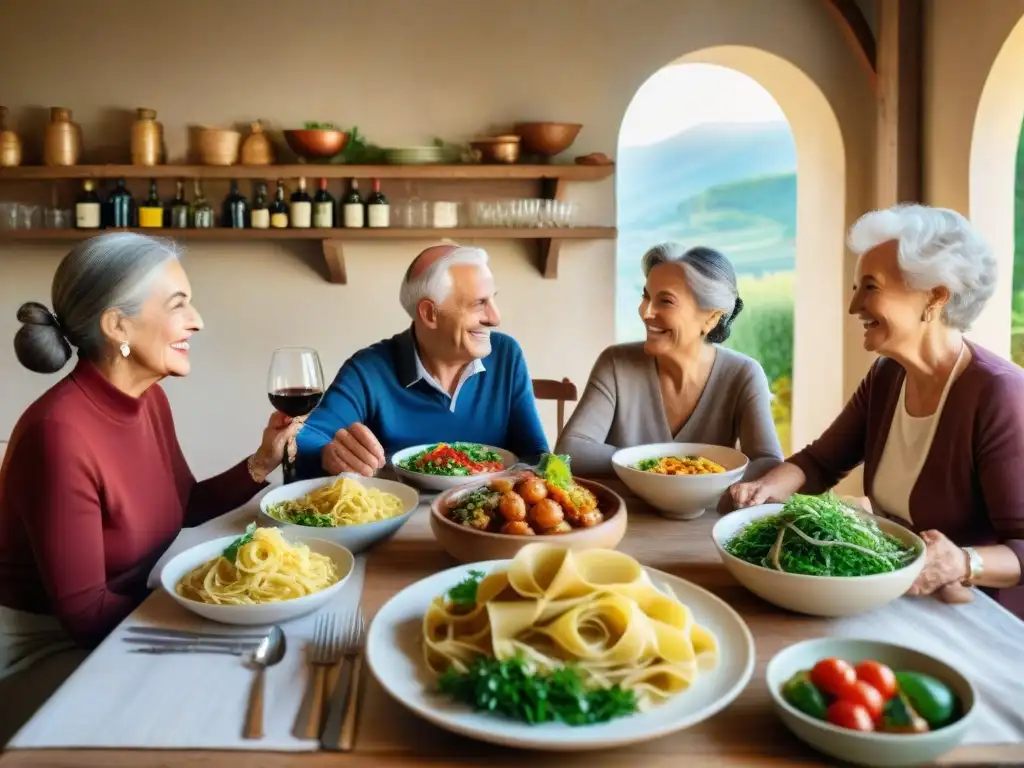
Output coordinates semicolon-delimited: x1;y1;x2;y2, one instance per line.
0;360;266;647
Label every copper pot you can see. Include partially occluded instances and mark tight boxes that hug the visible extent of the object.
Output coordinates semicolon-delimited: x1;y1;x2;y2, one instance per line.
514;122;582;158
284;129;350;160
470;135;521;164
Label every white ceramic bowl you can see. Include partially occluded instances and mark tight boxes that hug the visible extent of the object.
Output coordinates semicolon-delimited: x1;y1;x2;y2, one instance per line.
766;638;976;766
712;503;926;617
160;533;354;626
259;474;419;554
611;442;749;520
390;443;518;491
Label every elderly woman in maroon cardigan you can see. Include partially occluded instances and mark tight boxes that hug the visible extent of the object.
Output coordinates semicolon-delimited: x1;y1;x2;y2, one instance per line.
0;233;303;742
728;204;1024;618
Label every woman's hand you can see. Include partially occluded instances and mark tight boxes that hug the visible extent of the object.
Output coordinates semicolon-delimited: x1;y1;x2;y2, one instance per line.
725;478;781;511
251;411;307;478
907;529;971;599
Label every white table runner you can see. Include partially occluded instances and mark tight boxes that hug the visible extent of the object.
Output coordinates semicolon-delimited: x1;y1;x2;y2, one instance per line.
10;500;367;752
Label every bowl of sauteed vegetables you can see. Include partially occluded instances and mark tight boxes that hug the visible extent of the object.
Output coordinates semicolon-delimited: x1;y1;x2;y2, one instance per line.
611;442;748;520
767;638;976;766
713;494;925;617
430;453;627;562
391;442;518;491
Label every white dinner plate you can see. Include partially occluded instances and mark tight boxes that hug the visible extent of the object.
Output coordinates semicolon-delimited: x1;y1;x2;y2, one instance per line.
365;559;756;751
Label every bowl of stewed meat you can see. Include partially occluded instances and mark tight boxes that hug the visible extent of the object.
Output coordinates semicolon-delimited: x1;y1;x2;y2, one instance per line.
429;454;627;563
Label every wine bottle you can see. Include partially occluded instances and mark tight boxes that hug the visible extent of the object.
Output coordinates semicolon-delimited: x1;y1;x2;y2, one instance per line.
270;179;289;228
221;180;249;228
367;178;389;228
106;178;135;228
169;180;190;229
138;180;164;228
250;181;270;229
192;180;214;228
313;178;335;228
75;180;102;230
290;176;312;228
342;179;364;228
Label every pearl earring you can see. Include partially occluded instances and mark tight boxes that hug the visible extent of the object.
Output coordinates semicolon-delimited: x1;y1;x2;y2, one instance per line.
120;342;130;358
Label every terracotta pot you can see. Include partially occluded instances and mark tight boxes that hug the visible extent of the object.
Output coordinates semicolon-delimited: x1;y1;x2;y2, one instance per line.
131;108;162;166
240;121;274;165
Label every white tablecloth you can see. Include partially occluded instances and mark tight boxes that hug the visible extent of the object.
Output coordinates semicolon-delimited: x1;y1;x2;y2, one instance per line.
10;502;367;752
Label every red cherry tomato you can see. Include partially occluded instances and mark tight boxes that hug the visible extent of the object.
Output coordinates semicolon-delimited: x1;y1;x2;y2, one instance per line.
810;657;856;696
835;679;885;721
826;700;875;731
855;660;897;700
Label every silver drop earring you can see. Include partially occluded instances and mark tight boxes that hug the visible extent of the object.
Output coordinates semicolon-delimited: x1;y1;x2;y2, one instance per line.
120;342;130;358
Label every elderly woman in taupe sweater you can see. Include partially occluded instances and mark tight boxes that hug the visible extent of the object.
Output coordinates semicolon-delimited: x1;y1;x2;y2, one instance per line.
555;244;784;482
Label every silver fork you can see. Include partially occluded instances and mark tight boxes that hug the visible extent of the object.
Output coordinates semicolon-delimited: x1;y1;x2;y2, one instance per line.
301;613;342;738
321;608;366;751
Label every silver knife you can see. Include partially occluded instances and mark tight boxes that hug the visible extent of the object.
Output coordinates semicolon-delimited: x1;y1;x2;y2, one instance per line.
129;645;246;655
125;626;268;641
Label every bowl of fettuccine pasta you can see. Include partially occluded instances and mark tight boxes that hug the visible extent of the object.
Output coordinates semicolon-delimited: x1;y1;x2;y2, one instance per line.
259;474;419;554
160;525;355;625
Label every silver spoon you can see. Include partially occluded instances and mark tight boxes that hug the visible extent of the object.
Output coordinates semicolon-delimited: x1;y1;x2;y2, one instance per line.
243;626;286;739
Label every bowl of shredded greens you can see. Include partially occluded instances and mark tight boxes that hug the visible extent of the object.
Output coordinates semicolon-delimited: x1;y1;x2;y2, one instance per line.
712;494;925;617
611;442;749;520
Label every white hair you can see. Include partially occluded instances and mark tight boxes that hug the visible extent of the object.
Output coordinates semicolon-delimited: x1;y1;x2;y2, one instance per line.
398;246;490;319
847;204;997;331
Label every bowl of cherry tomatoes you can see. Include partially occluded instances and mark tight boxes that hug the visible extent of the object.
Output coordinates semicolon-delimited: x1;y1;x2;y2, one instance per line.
766;638;976;767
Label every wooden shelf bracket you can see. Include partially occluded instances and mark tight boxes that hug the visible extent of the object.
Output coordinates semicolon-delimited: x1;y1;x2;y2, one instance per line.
536;238;563;279
321;239;348;284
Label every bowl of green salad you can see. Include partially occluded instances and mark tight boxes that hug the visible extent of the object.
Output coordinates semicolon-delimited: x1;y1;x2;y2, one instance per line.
391;442;518;491
712;494;926;617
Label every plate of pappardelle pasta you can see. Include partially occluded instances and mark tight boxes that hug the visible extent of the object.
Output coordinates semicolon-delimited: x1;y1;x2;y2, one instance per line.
159;525;355;625
259;474;420;554
365;542;756;750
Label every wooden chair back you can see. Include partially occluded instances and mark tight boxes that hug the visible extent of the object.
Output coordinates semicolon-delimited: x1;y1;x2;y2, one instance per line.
531;378;579;439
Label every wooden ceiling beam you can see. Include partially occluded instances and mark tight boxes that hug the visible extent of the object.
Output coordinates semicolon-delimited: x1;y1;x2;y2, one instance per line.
875;0;923;207
821;0;878;89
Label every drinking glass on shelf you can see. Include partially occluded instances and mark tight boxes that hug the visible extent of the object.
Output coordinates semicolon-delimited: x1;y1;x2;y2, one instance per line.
267;347;325;484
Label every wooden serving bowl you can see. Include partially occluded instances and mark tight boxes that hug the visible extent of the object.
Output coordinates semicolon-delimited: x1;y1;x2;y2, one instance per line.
284;129;351;160
430;474;627;563
514;122;582;157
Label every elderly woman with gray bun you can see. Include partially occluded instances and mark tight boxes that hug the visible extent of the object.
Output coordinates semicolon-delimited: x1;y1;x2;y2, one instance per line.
555;244;784;485
727;204;1024;619
0;233;301;743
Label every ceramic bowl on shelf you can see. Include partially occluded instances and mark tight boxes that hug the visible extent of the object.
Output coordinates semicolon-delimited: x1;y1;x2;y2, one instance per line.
284;129;350;160
611;442;748;520
159;533;354;626
430;473;627;563
470;135;521;164
196;127;241;166
382;146;460;165
514;122;583;157
766;637;976;767
258;474;420;554
711;503;926;617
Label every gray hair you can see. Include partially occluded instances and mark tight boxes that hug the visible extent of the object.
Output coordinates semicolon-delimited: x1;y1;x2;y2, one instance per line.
641;243;743;343
14;232;181;374
847;204;997;331
398;246;490;319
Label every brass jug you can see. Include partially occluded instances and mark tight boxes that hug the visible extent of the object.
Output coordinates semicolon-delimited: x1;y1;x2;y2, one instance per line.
44;107;81;166
0;106;22;167
131;107;162;165
240;121;274;165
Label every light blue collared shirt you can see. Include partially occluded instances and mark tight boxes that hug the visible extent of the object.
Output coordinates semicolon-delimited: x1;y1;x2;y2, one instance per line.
410;350;486;412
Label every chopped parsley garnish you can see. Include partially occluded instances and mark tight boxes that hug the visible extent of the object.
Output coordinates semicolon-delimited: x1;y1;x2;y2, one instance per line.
447;570;485;606
222;522;256;564
437;655;638;726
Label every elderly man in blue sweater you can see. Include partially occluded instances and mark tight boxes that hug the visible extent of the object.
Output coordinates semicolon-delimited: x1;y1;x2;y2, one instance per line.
296;244;550;478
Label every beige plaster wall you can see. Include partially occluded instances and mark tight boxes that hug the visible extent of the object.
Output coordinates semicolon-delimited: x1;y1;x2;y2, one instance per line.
0;0;874;478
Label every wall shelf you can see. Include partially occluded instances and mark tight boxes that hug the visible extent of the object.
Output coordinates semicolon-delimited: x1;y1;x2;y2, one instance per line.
0;226;617;284
0;163;616;283
0;164;614;181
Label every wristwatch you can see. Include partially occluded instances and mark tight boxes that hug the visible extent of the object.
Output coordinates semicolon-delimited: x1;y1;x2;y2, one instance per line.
961;547;983;586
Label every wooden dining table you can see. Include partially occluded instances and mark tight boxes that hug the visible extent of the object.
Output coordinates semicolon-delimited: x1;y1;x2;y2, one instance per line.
2;481;1023;768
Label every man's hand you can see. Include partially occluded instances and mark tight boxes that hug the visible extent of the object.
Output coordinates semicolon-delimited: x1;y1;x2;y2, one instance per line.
321;423;387;477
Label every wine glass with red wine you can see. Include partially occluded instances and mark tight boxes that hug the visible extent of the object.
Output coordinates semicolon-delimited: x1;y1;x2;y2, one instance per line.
267;347;325;483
